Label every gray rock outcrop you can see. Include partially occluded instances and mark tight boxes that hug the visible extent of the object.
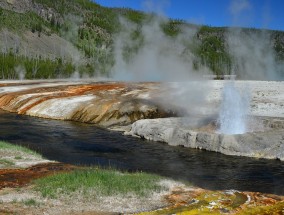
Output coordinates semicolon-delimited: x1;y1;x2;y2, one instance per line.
128;118;284;161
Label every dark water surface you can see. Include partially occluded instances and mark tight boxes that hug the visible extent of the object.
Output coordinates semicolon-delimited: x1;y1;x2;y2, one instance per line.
0;110;283;195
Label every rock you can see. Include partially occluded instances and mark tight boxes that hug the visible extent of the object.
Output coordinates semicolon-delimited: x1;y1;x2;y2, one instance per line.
128;117;284;161
0;81;176;127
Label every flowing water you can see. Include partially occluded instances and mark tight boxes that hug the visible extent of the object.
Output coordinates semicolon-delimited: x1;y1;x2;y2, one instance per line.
0;110;284;195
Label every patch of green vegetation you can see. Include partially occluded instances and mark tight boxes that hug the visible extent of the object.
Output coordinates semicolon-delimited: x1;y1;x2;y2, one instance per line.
0;141;41;157
273;31;284;62
14;156;22;160
34;0;102;15
34;0;118;35
23;198;40;207
196;25;232;76
161;19;185;37
34;167;164;199
0;8;56;35
115;8;147;25
0;159;15;166
0;53;75;79
31;0;117;75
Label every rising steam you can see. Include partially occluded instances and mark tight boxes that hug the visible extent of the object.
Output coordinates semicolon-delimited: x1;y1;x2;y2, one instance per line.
15;65;26;80
218;81;250;134
217;0;283;135
227;29;283;80
110;14;214;116
111;16;206;82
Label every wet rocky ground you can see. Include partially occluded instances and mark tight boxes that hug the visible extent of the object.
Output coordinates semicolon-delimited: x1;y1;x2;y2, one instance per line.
1;163;284;214
0;81;175;127
139;189;284;214
0;163;76;189
128;116;284;161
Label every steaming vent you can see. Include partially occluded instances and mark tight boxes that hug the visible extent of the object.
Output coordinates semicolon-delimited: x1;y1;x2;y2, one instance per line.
218;81;250;134
191;81;268;135
196;117;267;135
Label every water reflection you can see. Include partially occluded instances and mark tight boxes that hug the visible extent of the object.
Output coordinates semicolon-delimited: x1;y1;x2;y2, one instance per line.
0;110;283;195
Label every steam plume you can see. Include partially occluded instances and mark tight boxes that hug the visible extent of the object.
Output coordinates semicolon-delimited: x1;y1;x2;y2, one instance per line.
111;16;208;81
111;11;214;116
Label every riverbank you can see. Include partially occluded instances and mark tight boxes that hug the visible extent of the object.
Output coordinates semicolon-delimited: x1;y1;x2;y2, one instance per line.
126;116;284;161
0;80;175;127
0;141;180;213
1;141;284;214
0;141;52;169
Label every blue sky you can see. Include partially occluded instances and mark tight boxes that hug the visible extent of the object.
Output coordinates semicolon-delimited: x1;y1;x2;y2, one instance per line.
94;0;284;31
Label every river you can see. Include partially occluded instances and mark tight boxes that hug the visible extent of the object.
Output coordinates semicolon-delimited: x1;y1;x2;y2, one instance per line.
0;110;283;195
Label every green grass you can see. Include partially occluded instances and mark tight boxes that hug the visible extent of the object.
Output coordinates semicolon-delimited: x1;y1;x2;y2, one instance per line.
34;167;164;199
0;141;41;157
14;156;22;160
0;158;15;166
22;198;40;207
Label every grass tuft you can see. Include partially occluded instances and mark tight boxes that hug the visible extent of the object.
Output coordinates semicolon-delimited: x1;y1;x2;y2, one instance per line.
34;167;164;199
0;159;15;166
14;156;23;160
23;198;40;207
0;141;41;157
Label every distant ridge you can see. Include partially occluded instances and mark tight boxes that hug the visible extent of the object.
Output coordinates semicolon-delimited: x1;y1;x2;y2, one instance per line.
0;0;283;80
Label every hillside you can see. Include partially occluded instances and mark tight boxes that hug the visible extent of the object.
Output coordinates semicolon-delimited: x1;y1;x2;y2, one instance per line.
0;0;283;80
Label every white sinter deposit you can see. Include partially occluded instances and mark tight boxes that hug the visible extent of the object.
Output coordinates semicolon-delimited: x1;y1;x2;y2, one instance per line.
127;80;284;161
